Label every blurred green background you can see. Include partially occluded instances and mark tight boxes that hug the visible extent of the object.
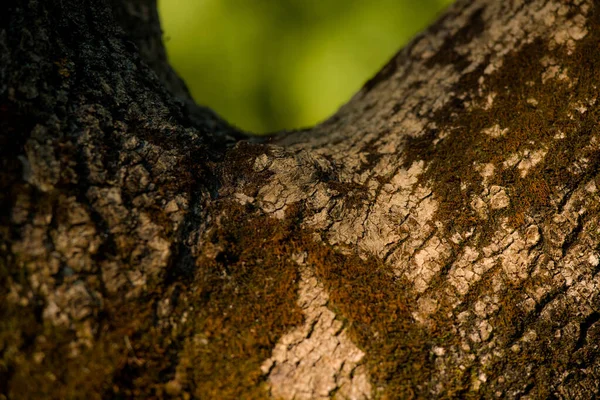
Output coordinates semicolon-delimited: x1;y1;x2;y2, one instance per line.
159;0;453;133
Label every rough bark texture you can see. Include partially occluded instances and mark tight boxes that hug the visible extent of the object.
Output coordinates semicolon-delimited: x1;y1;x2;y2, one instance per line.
2;0;600;399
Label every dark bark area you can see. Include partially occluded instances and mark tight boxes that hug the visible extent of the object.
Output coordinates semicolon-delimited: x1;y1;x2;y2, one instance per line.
1;1;221;397
2;0;600;399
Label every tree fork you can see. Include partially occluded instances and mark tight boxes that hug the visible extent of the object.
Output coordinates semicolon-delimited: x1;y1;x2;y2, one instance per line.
2;0;600;399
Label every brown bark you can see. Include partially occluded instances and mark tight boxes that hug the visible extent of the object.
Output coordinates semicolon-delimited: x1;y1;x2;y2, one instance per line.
1;0;600;399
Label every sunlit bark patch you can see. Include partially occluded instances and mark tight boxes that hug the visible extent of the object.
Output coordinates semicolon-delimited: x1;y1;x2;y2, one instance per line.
262;256;372;400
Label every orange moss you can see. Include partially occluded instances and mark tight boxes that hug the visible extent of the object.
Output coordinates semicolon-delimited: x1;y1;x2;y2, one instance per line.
181;204;304;399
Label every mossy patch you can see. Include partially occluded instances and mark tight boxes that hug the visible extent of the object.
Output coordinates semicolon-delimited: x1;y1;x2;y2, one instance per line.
180;204;304;399
300;237;465;399
180;199;469;398
404;4;600;242
0;278;171;399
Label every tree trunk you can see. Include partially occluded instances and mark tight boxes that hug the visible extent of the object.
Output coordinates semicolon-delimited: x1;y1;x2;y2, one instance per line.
2;0;600;398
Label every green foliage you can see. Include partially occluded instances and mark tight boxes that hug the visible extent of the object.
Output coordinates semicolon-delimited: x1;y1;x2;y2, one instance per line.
159;0;453;133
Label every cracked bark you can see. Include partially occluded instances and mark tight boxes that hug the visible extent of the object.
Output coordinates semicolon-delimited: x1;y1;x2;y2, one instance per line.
2;0;600;399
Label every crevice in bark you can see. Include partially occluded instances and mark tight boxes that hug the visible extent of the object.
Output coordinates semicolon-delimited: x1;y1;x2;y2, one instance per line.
574;311;600;351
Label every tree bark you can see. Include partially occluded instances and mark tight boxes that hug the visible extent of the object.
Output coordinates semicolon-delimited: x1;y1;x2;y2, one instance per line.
2;0;600;398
